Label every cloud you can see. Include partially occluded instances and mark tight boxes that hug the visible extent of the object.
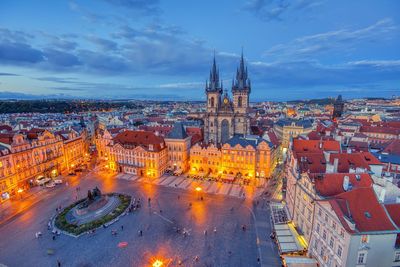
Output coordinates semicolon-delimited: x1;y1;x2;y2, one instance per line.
263;18;397;59
158;82;203;89
249;59;400;89
0;41;44;63
244;0;321;21
87;36;118;51
0;72;20;76
43;48;82;68
102;0;160;15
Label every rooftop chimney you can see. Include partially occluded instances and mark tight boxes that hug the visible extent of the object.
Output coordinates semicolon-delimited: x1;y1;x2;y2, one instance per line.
333;158;339;173
343;175;350;191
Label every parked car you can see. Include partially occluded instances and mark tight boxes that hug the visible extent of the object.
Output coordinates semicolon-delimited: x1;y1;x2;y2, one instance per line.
36;176;51;186
45;181;55;188
54;179;63;185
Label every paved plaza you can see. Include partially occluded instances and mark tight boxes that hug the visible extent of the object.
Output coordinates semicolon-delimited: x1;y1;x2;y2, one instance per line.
0;170;281;267
115;173;268;200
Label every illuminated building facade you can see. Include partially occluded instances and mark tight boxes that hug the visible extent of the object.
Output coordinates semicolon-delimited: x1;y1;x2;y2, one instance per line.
108;130;168;178
190;135;278;182
0;128;88;202
273;119;313;148
165;122;191;173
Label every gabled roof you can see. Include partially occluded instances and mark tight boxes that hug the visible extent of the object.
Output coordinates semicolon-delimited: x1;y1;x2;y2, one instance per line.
166;122;188;139
296;152;327;173
328;152;382;172
113;130;165;152
328;187;396;233
314;173;373;197
293;139;341;153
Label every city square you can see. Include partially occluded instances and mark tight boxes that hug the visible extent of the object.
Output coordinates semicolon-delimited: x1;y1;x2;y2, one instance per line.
0;170;281;267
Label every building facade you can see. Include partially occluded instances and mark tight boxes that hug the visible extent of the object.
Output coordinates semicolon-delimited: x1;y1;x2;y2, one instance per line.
165;122;191;173
190;135;278;183
273;119;313;149
108;130;168;178
0;128;88;202
204;53;250;145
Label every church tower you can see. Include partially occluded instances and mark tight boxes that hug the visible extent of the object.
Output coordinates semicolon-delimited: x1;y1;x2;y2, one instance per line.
204;55;223;144
206;55;223;113
231;51;251;136
232;51;251;114
203;51;251;145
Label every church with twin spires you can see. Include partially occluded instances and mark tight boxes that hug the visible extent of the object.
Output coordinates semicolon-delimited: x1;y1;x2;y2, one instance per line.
204;52;251;145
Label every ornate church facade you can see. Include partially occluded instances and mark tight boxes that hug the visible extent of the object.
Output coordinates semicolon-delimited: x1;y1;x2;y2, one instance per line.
204;53;251;145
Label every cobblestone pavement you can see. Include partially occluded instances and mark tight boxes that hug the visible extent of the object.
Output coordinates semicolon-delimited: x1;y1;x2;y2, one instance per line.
116;173;268;200
0;170;281;267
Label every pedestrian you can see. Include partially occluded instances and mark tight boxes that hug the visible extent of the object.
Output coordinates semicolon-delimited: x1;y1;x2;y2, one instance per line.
257;257;260;263
139;230;143;236
213;227;217;233
57;260;61;267
204;230;207;235
194;256;199;262
177;195;180;200
148;197;151;203
121;225;124;231
52;235;56;240
228;251;232;256
159;209;162;213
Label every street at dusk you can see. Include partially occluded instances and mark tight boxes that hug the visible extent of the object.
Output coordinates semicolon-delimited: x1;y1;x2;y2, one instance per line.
0;170;280;267
1;1;400;267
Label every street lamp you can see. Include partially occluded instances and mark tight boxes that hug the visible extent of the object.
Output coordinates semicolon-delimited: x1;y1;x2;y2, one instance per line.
152;260;163;267
195;186;202;200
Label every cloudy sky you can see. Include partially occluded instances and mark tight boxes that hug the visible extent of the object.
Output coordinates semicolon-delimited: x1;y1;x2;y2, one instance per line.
0;0;399;101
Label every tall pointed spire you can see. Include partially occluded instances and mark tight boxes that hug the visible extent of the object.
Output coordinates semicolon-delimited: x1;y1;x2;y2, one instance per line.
206;51;223;93
232;48;251;93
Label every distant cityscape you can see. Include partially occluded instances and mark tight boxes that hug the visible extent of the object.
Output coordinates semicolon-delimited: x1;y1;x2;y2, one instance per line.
0;54;400;267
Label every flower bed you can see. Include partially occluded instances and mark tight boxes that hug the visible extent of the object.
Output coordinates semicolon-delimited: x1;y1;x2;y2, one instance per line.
55;193;131;236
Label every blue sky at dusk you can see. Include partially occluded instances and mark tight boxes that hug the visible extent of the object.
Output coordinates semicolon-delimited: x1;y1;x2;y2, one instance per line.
0;0;399;101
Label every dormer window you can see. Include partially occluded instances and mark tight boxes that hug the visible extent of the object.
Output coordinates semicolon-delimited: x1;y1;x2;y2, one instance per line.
149;144;153;151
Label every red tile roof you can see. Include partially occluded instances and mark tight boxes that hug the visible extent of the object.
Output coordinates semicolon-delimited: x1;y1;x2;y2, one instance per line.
383;139;400;155
293;139;340;153
328;152;382;172
385;203;400;228
113;130;165;152
267;131;280;147
329;187;396;233
360;126;400;135
296;152;327;173
314;173;373;197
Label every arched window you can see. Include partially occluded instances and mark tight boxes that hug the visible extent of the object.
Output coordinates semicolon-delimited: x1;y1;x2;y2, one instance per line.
238;96;242;107
210;97;215;108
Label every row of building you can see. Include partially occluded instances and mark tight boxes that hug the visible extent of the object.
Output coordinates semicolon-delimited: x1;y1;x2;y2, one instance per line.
96;121;279;184
282;138;400;267
0;127;88;202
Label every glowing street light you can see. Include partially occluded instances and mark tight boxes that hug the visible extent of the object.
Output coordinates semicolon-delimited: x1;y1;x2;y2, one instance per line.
152;260;163;267
195;186;202;192
17;188;24;193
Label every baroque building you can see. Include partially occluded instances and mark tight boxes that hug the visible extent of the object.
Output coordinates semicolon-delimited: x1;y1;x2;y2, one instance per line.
204;53;251;144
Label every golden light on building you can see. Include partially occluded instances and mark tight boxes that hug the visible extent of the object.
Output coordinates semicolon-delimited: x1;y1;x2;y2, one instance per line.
17;188;23;193
195;186;202;192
